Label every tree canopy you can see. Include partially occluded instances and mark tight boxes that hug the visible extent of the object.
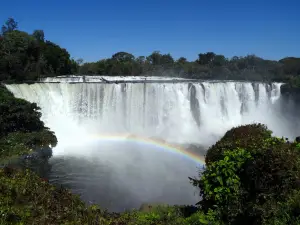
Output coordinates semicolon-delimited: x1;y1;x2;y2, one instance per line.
0;18;77;82
1;17;300;85
190;124;300;225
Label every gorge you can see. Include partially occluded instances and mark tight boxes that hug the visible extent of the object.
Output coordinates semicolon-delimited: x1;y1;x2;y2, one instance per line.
5;76;300;212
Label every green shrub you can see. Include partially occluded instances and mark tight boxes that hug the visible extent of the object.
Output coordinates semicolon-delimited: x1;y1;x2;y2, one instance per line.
0;86;57;160
184;209;223;225
239;137;300;224
125;206;185;225
205;123;272;165
0;131;57;160
0;167;104;225
2;131;57;148
253;189;300;225
190;148;252;223
0;85;48;138
192;124;300;225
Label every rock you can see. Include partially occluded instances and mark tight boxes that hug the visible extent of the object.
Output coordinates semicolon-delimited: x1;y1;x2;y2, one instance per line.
296;136;300;143
189;84;201;127
186;144;207;156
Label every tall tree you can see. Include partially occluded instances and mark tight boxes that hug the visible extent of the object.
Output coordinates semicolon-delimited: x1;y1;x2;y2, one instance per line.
177;57;187;64
32;30;45;42
147;51;163;65
1;18;18;35
111;52;134;62
197;52;216;65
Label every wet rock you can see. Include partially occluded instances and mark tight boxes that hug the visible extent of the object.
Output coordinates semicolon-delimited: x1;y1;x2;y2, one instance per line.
189;84;201;127
185;144;207;156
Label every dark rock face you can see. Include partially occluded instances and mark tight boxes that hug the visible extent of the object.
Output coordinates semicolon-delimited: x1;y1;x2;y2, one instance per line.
280;85;300;131
189;84;201;127
296;137;300;143
280;84;300;104
185;144;207;156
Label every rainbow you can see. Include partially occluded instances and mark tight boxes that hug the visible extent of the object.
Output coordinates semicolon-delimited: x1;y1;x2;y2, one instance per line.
88;133;206;165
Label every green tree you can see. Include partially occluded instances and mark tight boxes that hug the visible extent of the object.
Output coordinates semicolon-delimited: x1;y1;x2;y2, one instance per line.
41;41;73;75
0;18;76;81
0;30;39;81
76;58;84;66
279;57;300;75
213;55;226;66
32;30;45;42
192;124;300;225
160;53;174;65
1;18;18;35
0;85;46;137
176;57;187;64
112;51;135;62
147;51;163;65
197;52;216;65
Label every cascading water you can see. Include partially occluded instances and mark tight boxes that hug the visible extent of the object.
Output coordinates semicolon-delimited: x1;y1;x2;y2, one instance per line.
6;80;289;147
5;78;297;212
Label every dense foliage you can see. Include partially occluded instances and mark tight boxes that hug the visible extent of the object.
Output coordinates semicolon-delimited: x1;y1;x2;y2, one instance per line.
1;18;300;86
0;18;78;82
0;84;57;160
0;166;222;225
78;52;300;84
190;124;300;225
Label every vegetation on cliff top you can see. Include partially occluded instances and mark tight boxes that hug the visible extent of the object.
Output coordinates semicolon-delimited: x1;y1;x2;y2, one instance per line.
1;17;300;85
0;84;57;160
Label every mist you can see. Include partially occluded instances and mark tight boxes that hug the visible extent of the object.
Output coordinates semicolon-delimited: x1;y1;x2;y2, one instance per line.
5;78;300;211
48;140;200;211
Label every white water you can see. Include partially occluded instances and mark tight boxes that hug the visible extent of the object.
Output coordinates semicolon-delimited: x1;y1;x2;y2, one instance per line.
5;80;289;155
41;75;189;83
7;79;300;211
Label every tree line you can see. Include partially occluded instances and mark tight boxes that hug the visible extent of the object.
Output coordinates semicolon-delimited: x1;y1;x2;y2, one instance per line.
0;18;78;82
1;18;300;85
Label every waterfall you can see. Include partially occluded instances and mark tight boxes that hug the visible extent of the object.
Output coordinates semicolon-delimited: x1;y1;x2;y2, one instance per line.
6;80;291;150
7;78;300;211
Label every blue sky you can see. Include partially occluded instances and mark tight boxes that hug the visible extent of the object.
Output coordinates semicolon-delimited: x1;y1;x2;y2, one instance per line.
0;0;299;62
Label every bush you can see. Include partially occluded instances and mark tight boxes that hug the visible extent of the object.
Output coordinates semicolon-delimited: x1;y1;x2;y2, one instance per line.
0;167;106;225
0;85;57;160
190;148;252;223
0;167;223;225
262;190;300;225
184;209;223;225
3;131;57;148
192;124;300;225
240;137;300;224
205;123;272;165
0;85;48;138
0;131;57;160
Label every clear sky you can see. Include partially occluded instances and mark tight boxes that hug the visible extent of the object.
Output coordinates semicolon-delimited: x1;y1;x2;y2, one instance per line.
0;0;299;62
